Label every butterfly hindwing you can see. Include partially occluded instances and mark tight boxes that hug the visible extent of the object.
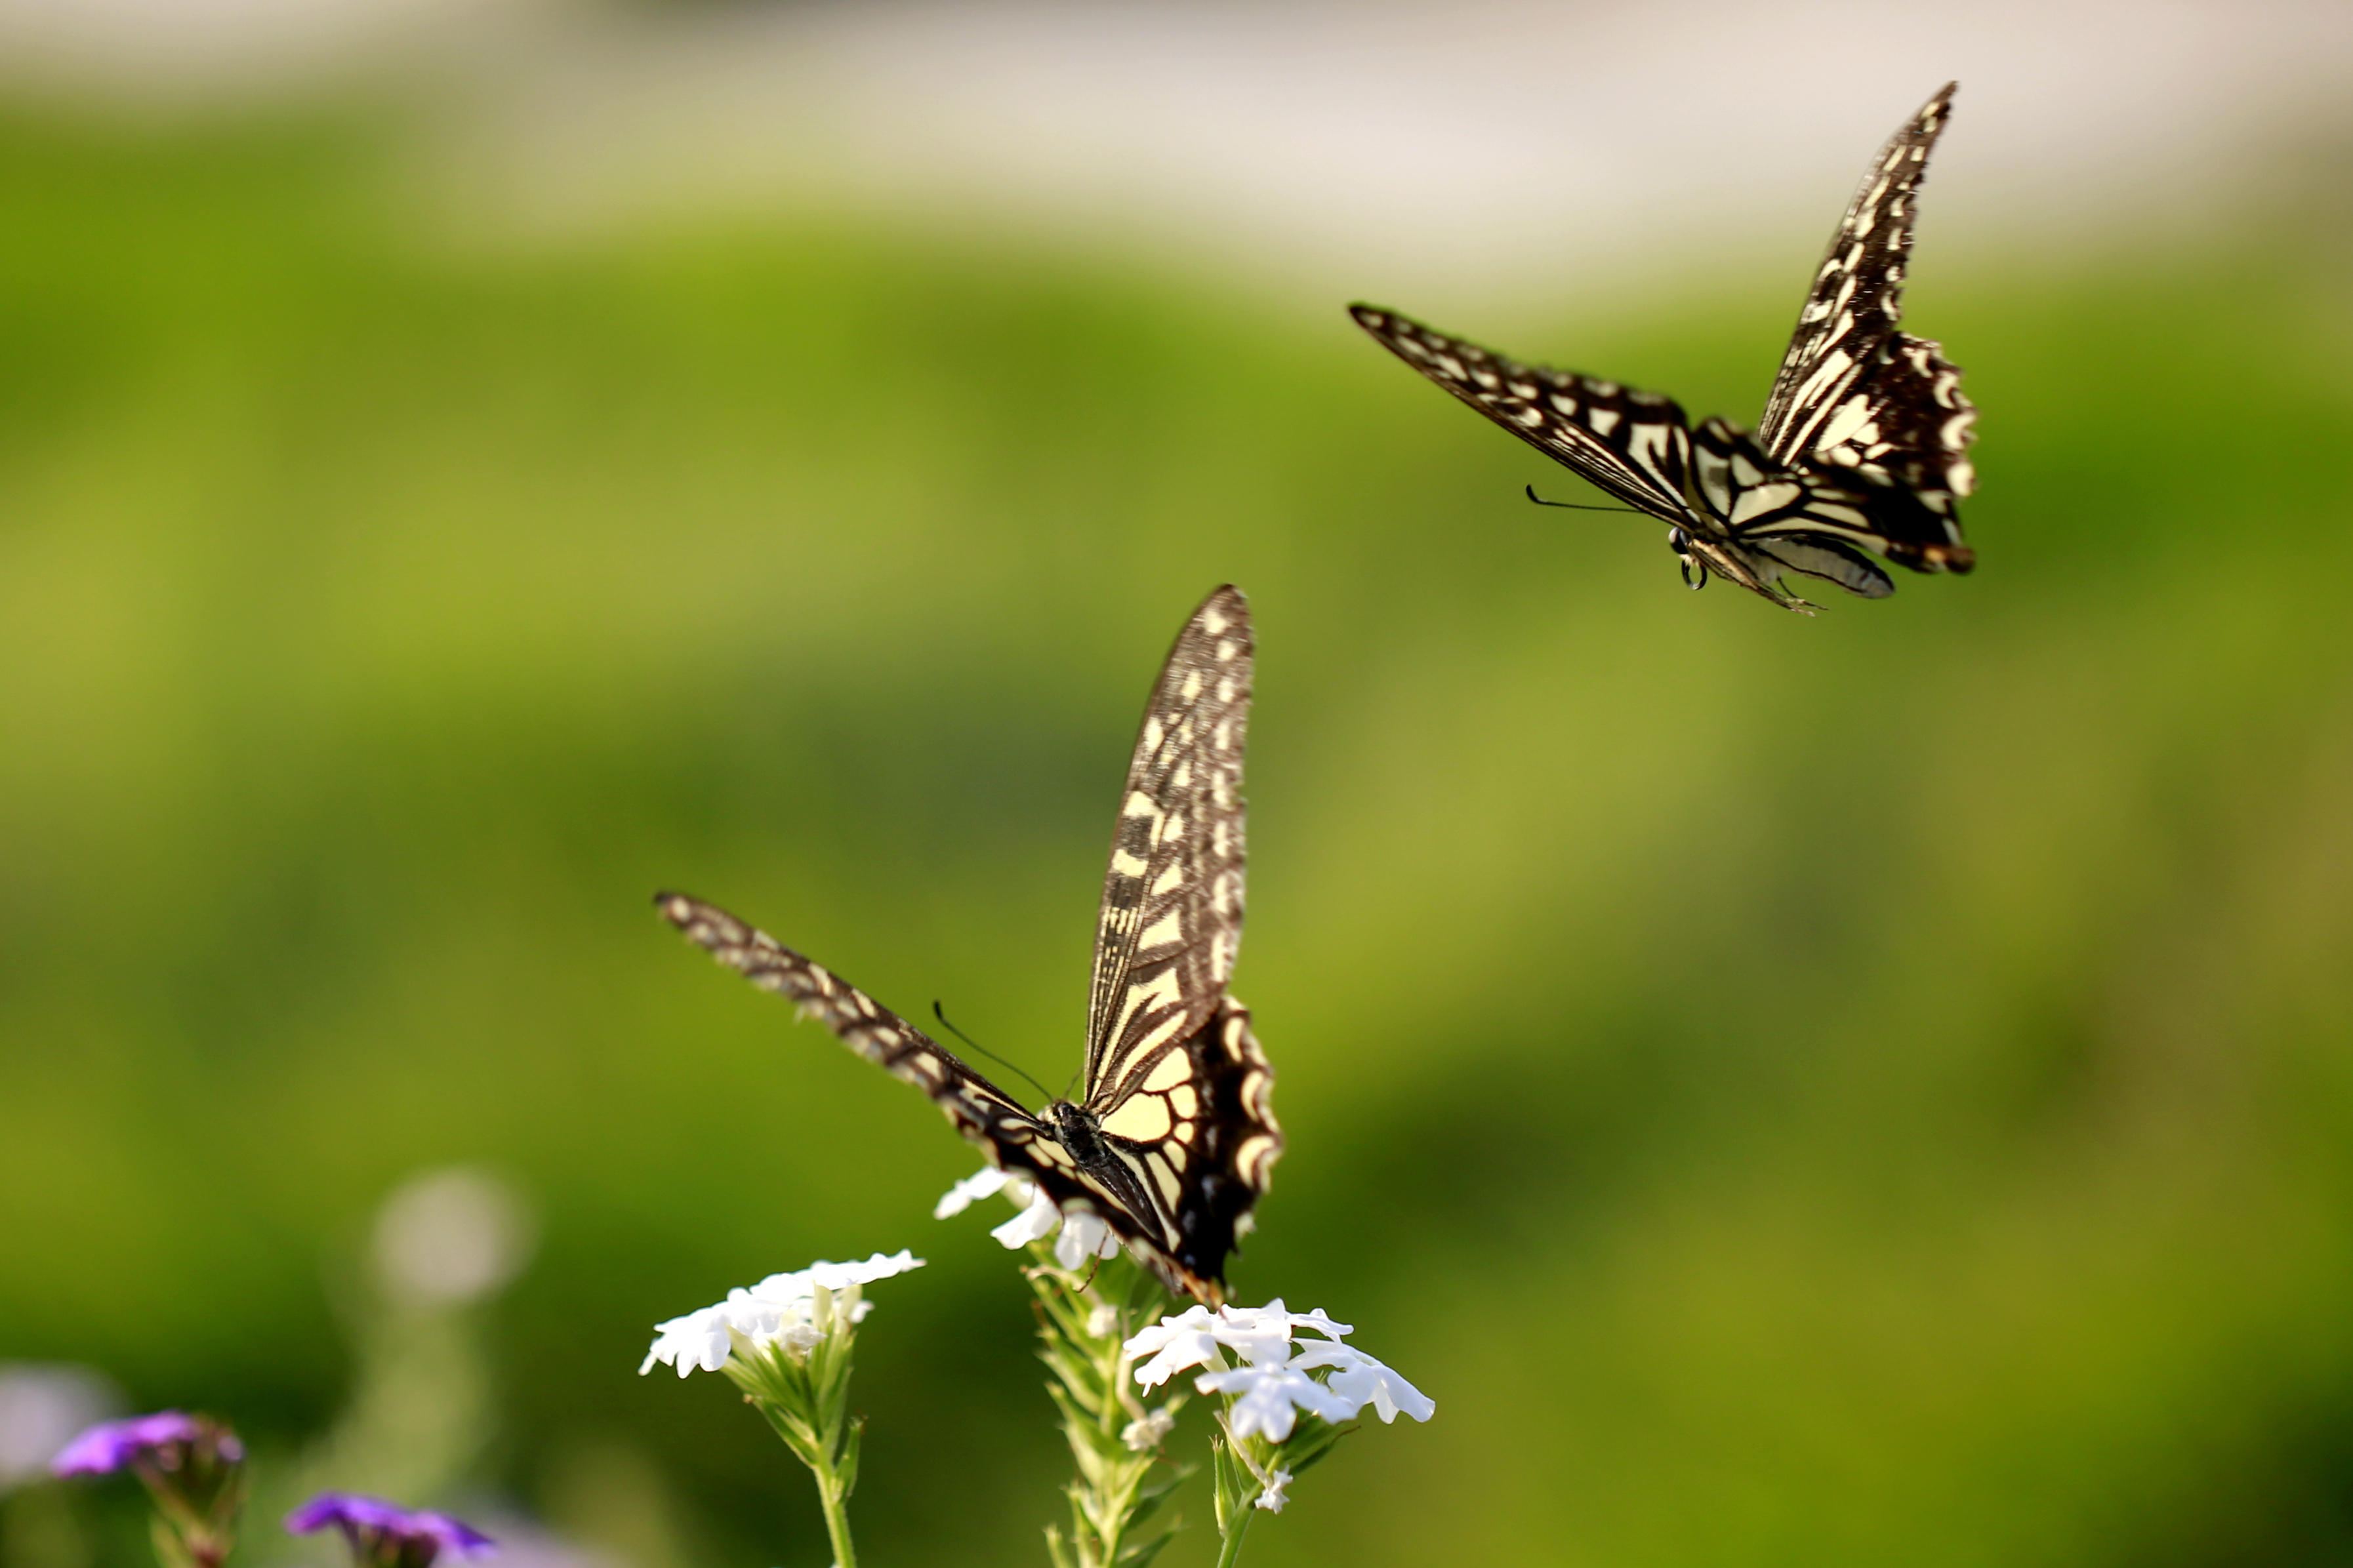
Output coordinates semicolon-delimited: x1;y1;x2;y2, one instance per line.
1349;306;1701;527
1084;998;1280;1297
1687;417;1896;597
1755;82;1976;569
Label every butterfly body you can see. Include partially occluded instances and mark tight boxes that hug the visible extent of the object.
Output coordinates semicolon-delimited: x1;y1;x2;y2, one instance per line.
1353;84;1976;614
657;587;1278;1304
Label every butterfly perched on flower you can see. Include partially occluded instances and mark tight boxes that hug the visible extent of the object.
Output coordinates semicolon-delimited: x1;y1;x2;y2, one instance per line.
1352;83;1977;613
657;587;1279;1304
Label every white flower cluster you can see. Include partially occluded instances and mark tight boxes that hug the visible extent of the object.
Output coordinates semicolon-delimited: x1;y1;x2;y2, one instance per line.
1124;1299;1433;1448
638;1252;925;1377
935;1165;1122;1272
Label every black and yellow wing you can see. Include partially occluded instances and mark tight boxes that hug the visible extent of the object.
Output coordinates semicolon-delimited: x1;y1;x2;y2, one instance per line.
655;586;1281;1304
653;893;1062;1171
1347;85;1976;609
1084;585;1253;1098
1348;305;1704;530
1754;82;1976;573
1069;586;1279;1300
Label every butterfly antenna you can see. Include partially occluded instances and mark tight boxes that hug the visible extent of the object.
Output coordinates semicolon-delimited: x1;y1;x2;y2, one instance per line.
1526;484;1639;513
931;1001;1058;1105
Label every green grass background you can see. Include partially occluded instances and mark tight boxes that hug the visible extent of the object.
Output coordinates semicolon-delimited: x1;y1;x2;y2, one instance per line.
2;104;2352;1568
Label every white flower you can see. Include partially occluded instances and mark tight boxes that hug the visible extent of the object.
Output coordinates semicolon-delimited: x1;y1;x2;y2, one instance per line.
1255;1468;1292;1513
803;1251;924;1291
931;1165;1009;1219
1124;1298;1352;1389
1195;1361;1357;1442
1124;1304;1221;1388
638;1253;924;1377
1119;1406;1177;1452
949;1163;1124;1270
989;1183;1062;1247
1241;1302;1353;1342
639;1298;754;1377
1085;1302;1120;1340
1289;1342;1435;1424
1054;1210;1121;1270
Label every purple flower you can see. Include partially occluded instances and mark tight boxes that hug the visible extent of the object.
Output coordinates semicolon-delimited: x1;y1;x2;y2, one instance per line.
51;1411;247;1568
287;1493;497;1568
50;1411;244;1477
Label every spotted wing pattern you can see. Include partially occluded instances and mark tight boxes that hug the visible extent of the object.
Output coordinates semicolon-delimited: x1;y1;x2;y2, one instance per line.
1349;305;1701;527
654;893;1041;1145
1349;84;1976;609
1755;82;1975;569
1068;996;1282;1304
1084;585;1254;1102
1687;418;1896;598
1071;586;1279;1302
655;587;1282;1306
655;889;1273;1300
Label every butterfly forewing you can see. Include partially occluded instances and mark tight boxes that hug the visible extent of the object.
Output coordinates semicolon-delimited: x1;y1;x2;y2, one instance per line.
655;893;1040;1144
1069;586;1282;1303
1755;82;1976;567
653;889;1227;1255
1349;306;1702;527
1082;586;1253;1105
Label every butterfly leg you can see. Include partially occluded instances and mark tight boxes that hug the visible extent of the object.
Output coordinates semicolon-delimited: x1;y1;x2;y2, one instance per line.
1669;527;1708;590
1677;527;1816;614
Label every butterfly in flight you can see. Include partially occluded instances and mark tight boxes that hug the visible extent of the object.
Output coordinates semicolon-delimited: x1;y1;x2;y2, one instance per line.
1352;83;1977;614
657;586;1279;1304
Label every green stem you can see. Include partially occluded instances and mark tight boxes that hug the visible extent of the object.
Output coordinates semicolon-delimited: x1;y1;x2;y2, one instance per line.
1028;1249;1185;1568
1213;1502;1256;1568
813;1463;858;1568
731;1322;863;1568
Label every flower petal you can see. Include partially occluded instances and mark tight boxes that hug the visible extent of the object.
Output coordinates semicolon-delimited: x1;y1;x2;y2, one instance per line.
1119;1407;1177;1452
638;1305;735;1377
1132;1328;1221;1390
1126;1305;1221;1388
640;1254;923;1375
740;1270;813;1306
1278;1306;1354;1342
49;1412;206;1477
1290;1343;1434;1424
931;1167;1008;1220
1124;1304;1215;1360
1052;1212;1120;1271
989;1186;1062;1248
805;1251;925;1291
287;1493;495;1561
1209;1305;1298;1367
1196;1363;1355;1443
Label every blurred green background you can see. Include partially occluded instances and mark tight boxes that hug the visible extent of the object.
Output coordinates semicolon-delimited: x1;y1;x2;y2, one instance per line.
3;25;2353;1568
